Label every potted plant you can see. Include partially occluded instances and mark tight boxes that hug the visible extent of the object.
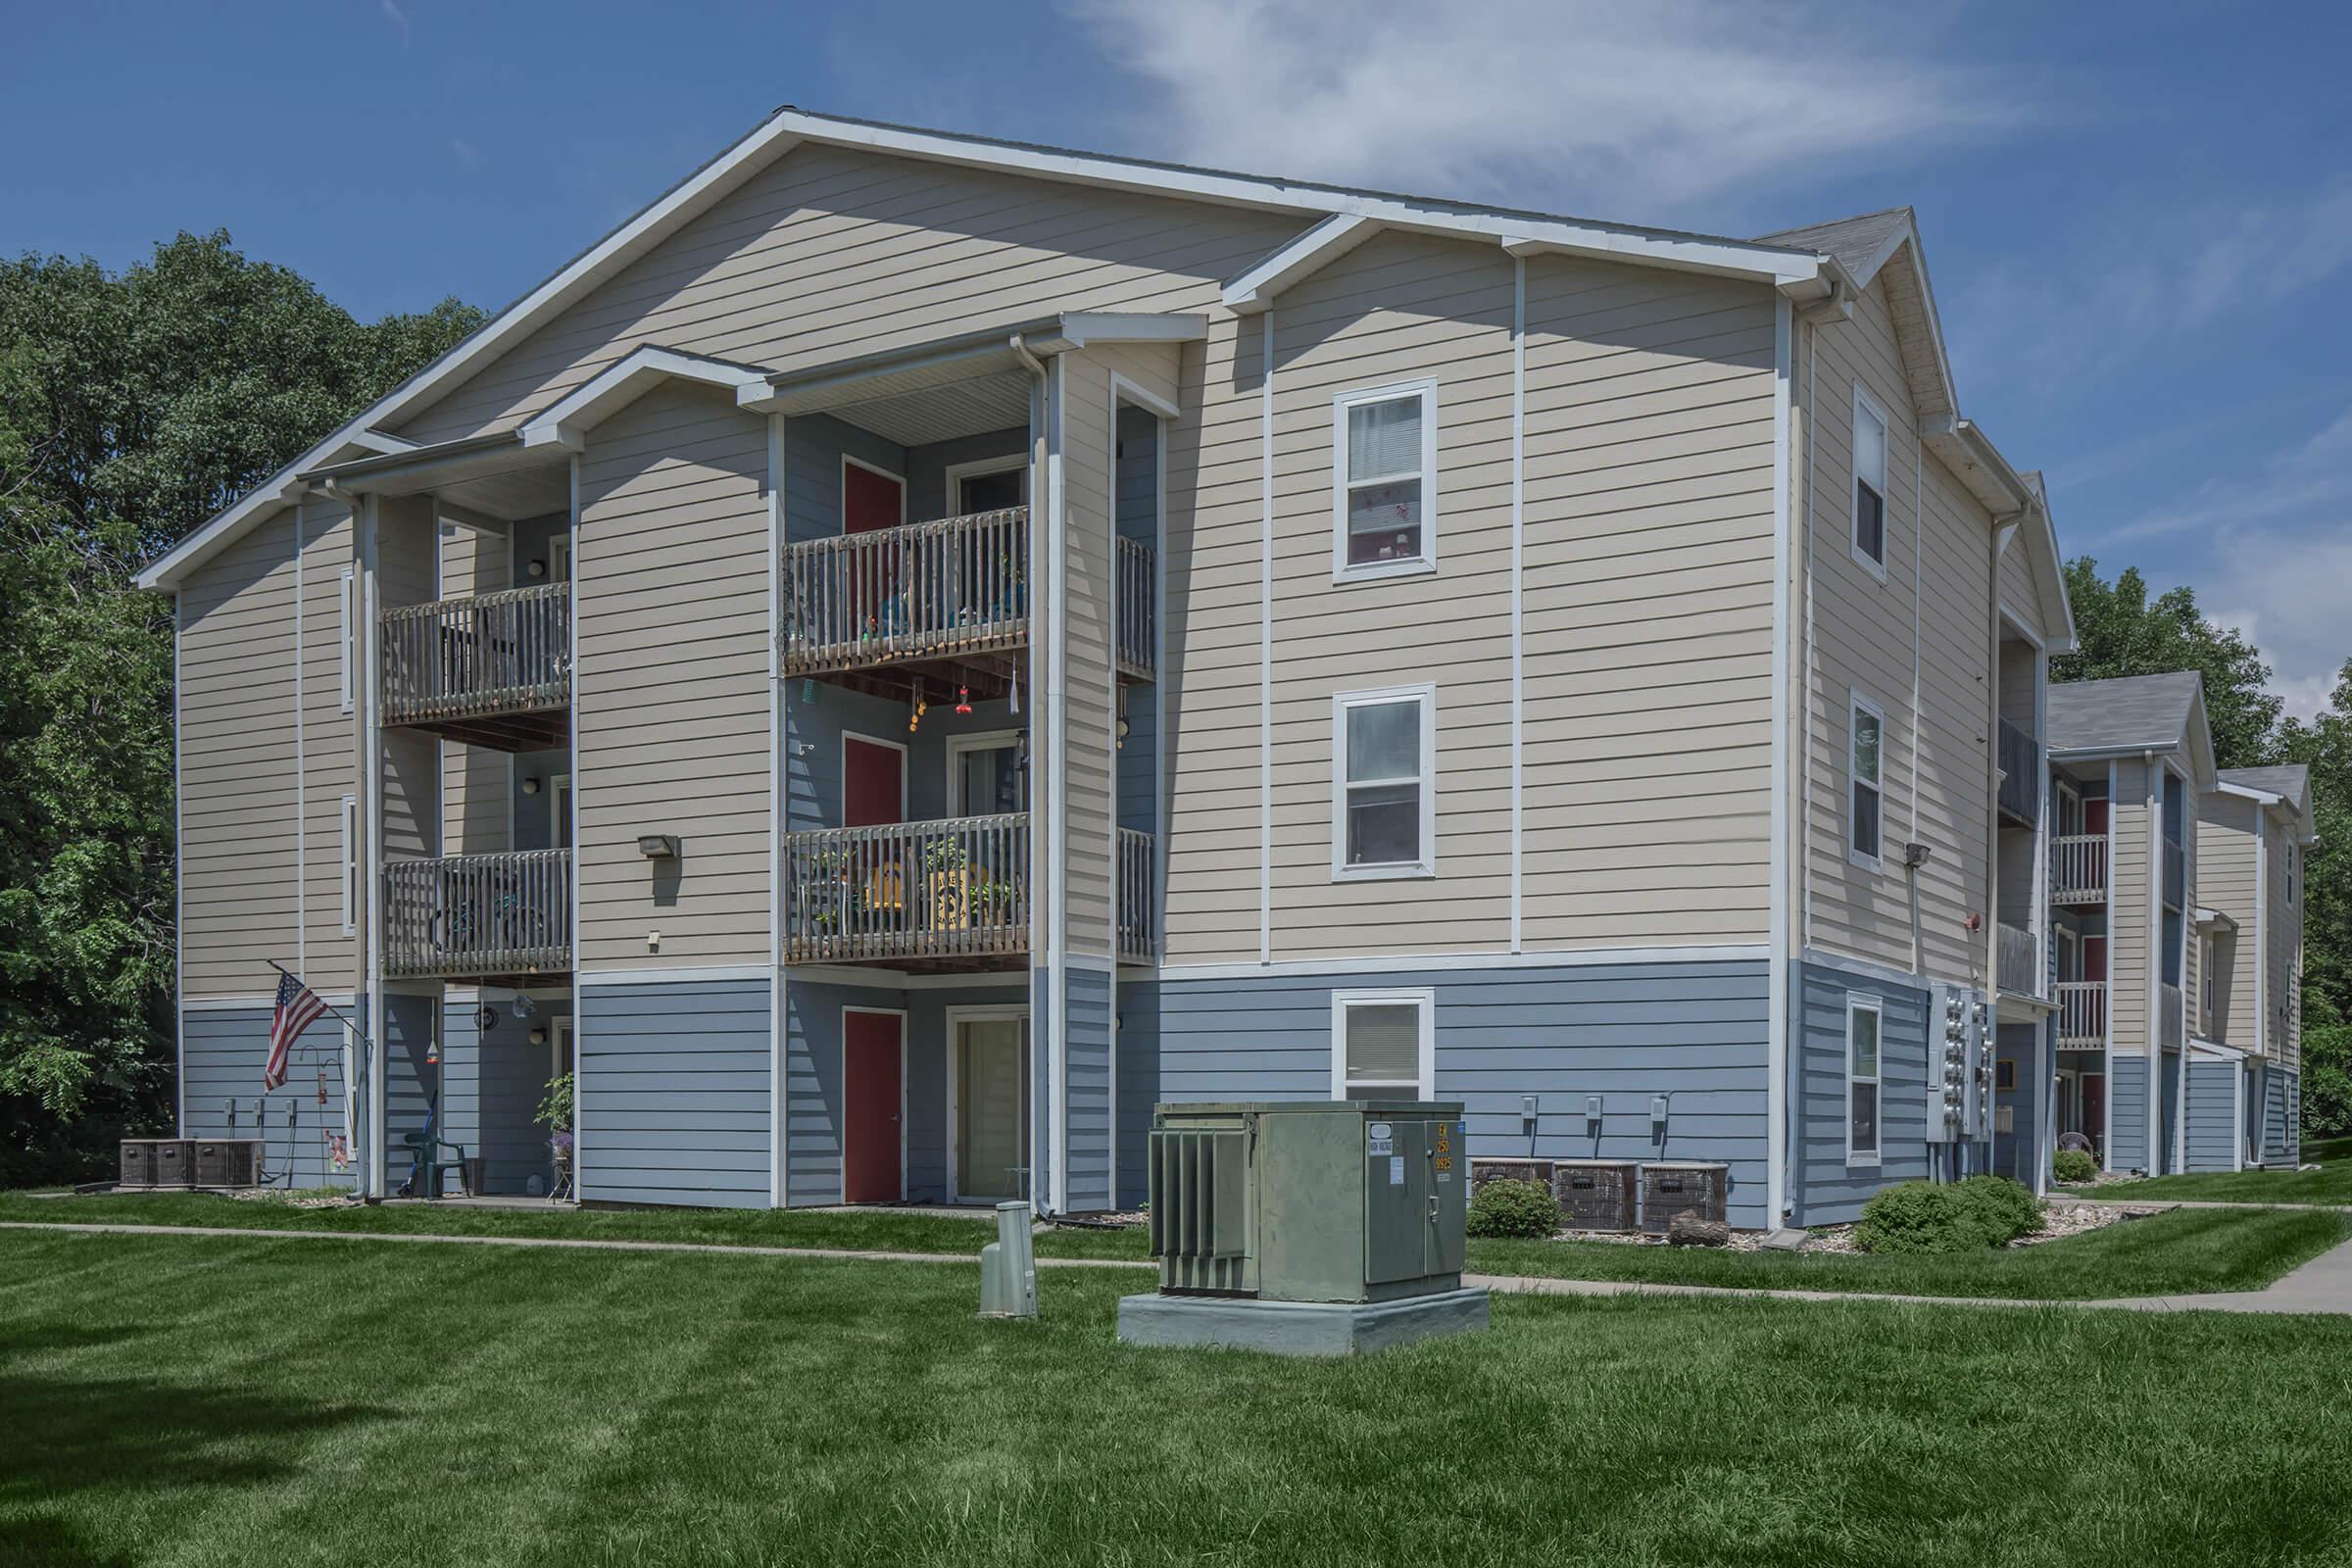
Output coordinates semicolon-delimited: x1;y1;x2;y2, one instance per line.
537;1071;574;1167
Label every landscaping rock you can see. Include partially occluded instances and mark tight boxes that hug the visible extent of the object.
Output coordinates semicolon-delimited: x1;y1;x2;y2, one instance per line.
1667;1213;1732;1248
1759;1228;1809;1251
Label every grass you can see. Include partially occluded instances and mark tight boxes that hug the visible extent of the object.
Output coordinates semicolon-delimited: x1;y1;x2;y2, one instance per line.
5;1188;2344;1302
1466;1205;2348;1299
7;1228;2352;1568
2082;1133;2352;1207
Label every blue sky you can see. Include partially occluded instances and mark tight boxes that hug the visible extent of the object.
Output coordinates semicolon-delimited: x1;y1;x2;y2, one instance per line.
8;1;2349;712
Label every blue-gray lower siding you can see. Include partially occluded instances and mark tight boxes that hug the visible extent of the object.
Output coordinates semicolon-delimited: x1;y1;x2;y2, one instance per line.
1791;962;1928;1227
2262;1069;2301;1164
1156;959;1772;1228
1115;977;1159;1208
784;976;1029;1207
2109;1055;2149;1173
1993;1022;2045;1188
2185;1058;2239;1171
578;977;771;1208
180;1003;356;1189
1063;962;1114;1212
2161;1051;2181;1175
443;994;574;1196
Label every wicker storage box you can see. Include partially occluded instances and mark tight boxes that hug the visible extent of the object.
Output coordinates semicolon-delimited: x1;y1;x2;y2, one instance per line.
1552;1160;1640;1232
153;1139;195;1188
1640;1161;1729;1234
119;1141;159;1188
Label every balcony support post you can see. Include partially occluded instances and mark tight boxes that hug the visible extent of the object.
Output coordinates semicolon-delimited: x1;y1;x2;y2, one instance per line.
350;489;390;1199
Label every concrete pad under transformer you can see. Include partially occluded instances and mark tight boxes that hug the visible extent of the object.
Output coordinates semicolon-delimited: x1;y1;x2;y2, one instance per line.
1116;1288;1491;1356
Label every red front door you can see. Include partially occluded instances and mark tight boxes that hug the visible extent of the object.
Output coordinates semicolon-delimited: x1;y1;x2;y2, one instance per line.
2082;1074;2107;1155
844;1009;904;1203
2083;936;2108;983
844;737;904;828
844;461;905;635
2084;799;2110;836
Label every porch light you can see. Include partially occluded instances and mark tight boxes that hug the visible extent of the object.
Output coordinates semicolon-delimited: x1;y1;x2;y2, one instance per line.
528;1027;548;1047
527;558;548;578
637;834;681;858
521;777;541;796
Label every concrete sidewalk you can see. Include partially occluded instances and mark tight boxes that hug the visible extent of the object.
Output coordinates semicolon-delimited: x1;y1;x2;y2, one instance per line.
10;1216;2351;1316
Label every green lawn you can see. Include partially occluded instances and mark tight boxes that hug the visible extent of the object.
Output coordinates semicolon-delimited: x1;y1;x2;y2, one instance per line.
1466;1205;2347;1299
2087;1137;2352;1206
5;1229;2349;1568
6;1189;2344;1303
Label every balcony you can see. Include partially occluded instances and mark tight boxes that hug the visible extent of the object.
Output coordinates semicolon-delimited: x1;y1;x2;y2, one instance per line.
782;814;1155;971
381;583;570;751
1996;920;2038;996
1996;716;2040;827
384;849;572;981
2057;982;2105;1048
780;507;1155;696
2051;834;2107;906
2160;982;2184;1049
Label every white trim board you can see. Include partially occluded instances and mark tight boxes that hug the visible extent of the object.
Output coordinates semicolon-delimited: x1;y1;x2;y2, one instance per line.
1159;945;1771;981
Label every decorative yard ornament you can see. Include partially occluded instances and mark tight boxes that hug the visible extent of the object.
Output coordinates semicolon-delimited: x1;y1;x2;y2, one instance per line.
475;1004;499;1033
956;684;973;715
512;992;537;1020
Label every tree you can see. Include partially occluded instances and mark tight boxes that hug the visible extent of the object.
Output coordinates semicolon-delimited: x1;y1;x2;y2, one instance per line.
0;233;480;1183
2284;661;2352;1032
2052;558;2283;769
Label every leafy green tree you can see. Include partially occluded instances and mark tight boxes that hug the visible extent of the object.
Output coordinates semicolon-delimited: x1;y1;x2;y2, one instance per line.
2052;558;2282;769
0;232;480;1182
2285;662;2352;1032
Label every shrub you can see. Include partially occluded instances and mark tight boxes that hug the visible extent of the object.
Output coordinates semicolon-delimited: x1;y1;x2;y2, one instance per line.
1854;1182;1980;1255
2053;1149;2099;1185
1467;1178;1560;1239
1955;1174;2044;1244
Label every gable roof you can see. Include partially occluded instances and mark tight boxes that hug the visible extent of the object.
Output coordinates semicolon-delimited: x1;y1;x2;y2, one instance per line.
2218;764;2314;833
2047;672;2216;783
136;108;1834;592
1755;208;1916;298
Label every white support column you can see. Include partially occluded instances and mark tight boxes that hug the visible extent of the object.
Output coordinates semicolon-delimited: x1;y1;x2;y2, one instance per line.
357;493;389;1198
767;412;788;1208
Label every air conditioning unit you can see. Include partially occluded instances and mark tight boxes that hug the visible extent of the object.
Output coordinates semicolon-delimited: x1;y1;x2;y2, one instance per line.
195;1139;265;1188
119;1140;160;1189
1469;1157;1552;1193
1123;1101;1490;1355
1640;1161;1729;1233
153;1139;196;1189
1553;1159;1639;1231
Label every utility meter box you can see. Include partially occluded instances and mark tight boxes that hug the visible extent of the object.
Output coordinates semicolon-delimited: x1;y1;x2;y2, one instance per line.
1147;1101;1468;1305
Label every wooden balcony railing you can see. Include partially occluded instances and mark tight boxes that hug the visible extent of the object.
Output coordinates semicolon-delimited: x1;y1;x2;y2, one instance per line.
782;508;1029;678
779;507;1158;684
1996;921;2039;996
2051;834;2107;905
381;583;570;728
384;849;571;980
1117;826;1155;963
2057;981;2105;1048
781;813;1159;969
1996;716;2040;826
1115;536;1154;680
784;814;1032;966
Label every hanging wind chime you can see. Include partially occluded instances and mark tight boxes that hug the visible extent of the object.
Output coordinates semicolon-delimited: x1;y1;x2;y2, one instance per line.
955;684;973;716
908;676;928;734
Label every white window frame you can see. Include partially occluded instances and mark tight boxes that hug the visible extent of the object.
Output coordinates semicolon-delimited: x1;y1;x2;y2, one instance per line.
1331;378;1439;583
339;794;359;934
1845;992;1883;1167
337;565;356;712
551;534;573;584
946;728;1024;815
1850;383;1890;579
1847;690;1886;873
943;454;1029;514
1331;683;1438;881
1330;988;1437;1101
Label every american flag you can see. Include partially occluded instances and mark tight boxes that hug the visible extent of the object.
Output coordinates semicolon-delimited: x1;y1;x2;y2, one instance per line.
266;970;328;1092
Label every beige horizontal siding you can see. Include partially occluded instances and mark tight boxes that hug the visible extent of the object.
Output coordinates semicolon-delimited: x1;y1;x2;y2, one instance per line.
392;143;1298;446
1801;273;1993;981
440;522;514;859
574;381;770;970
2110;762;2150;1049
177;511;300;999
295;496;361;995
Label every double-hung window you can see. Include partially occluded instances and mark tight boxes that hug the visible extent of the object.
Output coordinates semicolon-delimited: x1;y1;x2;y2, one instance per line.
1331;989;1436;1101
339;794;359;934
1848;693;1885;869
338;566;357;711
1852;385;1888;573
1846;994;1882;1164
1333;380;1437;579
1333;685;1435;878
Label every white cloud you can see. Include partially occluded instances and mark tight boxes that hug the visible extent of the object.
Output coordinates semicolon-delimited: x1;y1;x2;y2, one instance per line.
381;0;411;46
1066;0;2026;218
2132;407;2352;720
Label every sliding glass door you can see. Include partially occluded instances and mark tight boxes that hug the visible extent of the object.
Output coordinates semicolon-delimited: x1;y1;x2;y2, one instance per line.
953;1012;1029;1202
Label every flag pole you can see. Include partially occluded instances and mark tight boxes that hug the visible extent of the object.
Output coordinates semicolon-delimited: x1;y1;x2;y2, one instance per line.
265;958;360;1032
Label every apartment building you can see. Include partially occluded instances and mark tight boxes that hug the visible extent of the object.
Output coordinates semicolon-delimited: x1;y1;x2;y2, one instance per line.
139;110;2074;1227
2194;764;2312;1166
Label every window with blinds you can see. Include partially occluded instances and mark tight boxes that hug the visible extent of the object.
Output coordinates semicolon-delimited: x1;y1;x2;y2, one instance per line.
1332;380;1437;578
1333;991;1433;1100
